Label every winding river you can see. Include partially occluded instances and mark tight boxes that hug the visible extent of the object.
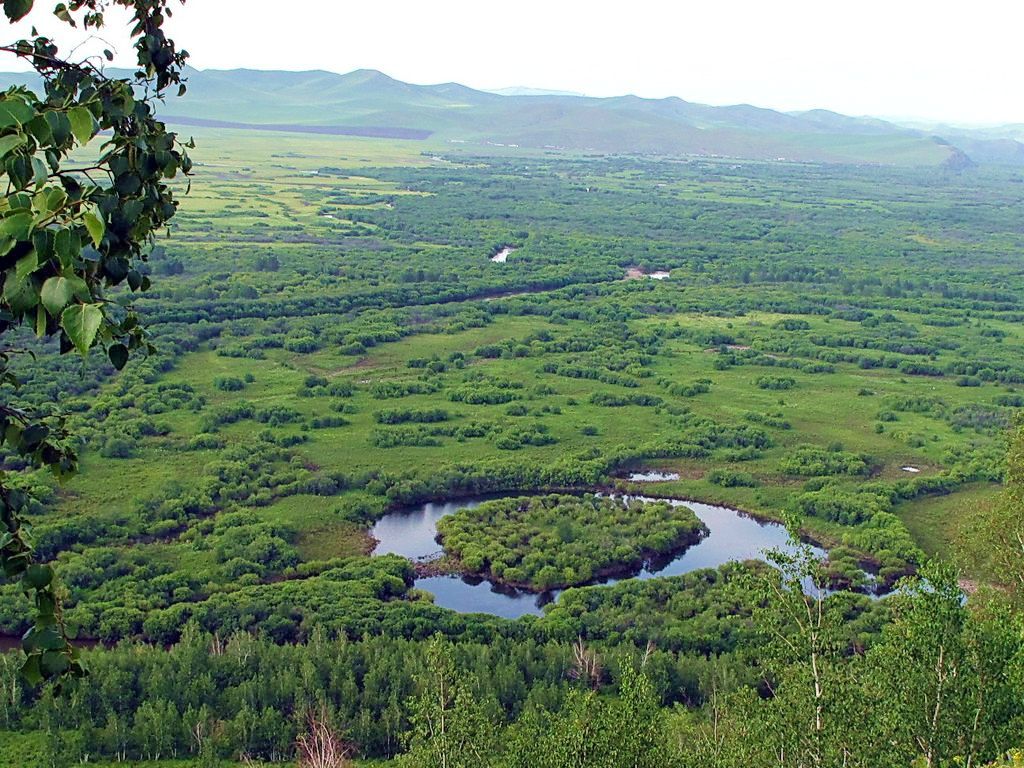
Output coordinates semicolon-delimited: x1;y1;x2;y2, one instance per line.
372;495;824;619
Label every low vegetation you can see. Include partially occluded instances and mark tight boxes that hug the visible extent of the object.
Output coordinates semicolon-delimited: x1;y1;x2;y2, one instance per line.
435;494;707;590
1;97;1023;764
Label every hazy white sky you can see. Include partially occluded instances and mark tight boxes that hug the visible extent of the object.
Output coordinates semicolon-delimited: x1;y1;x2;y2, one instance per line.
5;0;1022;124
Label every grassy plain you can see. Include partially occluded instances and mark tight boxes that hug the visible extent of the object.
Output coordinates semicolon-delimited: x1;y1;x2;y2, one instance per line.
43;129;1022;574
4;125;1024;766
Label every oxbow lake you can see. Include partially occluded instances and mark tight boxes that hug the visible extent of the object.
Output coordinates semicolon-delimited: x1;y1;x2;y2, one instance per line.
371;494;823;619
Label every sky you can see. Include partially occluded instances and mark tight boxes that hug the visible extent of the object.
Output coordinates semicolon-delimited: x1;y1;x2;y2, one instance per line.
4;0;1021;125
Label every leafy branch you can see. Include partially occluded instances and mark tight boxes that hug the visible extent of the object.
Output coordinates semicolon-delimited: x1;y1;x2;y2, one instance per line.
0;0;191;685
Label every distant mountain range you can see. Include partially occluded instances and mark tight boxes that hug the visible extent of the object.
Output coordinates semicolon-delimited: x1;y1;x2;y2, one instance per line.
2;67;1021;167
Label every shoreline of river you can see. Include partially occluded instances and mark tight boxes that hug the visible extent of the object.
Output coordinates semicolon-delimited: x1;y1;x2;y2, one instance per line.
370;489;866;618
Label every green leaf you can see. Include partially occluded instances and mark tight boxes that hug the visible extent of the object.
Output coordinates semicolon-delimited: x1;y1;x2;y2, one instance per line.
33;186;67;216
108;343;128;370
0;98;32;130
2;270;37;314
14;249;37;281
60;303;103;355
0;212;33;241
20;654;42;685
40;650;70;676
43;111;70;146
67;107;96;145
3;0;33;21
0;133;25;159
25;627;63;652
83;209;105;247
40;276;74;316
53;227;80;267
23;563;52;590
114;173;142;196
30;157;47;188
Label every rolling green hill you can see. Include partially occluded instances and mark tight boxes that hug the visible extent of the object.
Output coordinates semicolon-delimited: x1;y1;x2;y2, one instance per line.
0;66;1018;165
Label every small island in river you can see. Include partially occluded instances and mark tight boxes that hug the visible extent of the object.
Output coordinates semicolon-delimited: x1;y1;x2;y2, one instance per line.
431;494;708;591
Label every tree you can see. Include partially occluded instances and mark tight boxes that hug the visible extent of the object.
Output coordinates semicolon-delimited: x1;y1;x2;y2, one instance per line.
296;706;354;768
964;414;1024;605
399;635;497;768
503;659;667;768
864;563;1024;767
749;519;862;767
0;0;191;683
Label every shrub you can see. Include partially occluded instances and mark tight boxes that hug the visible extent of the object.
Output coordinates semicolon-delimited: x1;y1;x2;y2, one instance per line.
706;469;758;487
214;376;245;392
779;446;871;477
755;376;796;390
100;437;135;459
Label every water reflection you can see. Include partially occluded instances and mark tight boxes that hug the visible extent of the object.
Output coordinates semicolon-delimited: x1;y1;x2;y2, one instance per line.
372;494;825;618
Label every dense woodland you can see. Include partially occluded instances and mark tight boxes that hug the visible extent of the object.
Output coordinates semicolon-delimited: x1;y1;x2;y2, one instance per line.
1;113;1024;764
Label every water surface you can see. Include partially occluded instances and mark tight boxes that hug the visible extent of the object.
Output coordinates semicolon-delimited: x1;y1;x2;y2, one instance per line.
626;471;681;482
372;494;822;618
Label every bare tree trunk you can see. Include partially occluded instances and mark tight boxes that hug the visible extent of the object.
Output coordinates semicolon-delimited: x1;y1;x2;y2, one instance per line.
296;707;353;768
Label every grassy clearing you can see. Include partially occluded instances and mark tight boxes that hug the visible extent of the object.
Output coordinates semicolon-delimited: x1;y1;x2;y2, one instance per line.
896;482;1002;559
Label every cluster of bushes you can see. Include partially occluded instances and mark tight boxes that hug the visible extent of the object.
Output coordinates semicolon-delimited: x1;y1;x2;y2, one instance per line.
407;356;453;373
589;392;663;407
371;420;495;448
371;427;443;448
214;376;247;392
779;445;872;477
307;416;349;429
187;433;226;450
794;486;888;525
254;406;303;427
744;411;791;429
370;379;444;399
755;375;796;390
374;408;450;425
659;378;711;397
773;318;811;331
706;469;758;487
883;394;947;417
822;546;871;590
436;494;707;590
898;360;945;377
711;346;834;375
541;361;640;388
947;404;1011;433
198;402;257;431
492;423;557;450
449;386;520;405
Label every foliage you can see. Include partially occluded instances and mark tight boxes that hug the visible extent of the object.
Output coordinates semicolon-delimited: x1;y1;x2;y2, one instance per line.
398;635;498;768
436;495;707;590
0;0;190;683
0;93;1021;763
962;414;1024;605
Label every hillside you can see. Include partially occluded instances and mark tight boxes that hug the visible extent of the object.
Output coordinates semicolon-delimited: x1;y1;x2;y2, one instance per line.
3;66;1019;165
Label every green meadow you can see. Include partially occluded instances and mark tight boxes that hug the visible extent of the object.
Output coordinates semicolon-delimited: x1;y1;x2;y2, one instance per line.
4;128;1024;764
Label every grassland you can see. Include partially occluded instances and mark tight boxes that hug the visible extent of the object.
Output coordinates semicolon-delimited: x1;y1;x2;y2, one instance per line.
21;131;1021;602
3;125;1024;766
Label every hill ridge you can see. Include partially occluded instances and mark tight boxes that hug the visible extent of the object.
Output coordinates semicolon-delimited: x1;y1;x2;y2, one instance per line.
1;67;1020;165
